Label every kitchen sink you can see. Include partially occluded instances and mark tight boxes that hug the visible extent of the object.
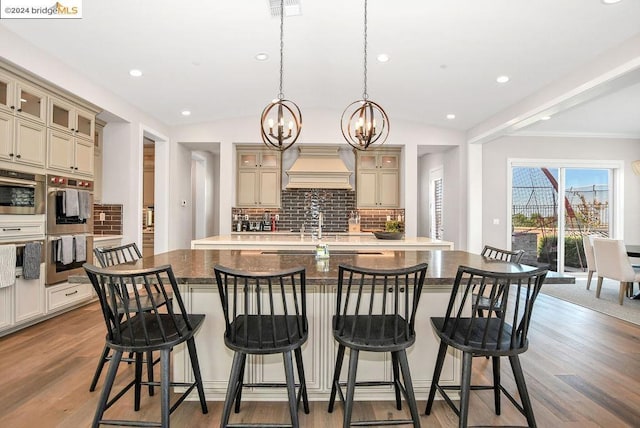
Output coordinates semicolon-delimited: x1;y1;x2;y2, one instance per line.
260;250;382;256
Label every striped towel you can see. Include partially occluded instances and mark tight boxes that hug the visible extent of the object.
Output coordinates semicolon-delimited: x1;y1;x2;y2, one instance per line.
22;242;42;280
0;245;17;288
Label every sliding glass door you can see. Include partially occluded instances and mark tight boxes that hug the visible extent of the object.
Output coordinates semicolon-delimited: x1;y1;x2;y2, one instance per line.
511;164;613;272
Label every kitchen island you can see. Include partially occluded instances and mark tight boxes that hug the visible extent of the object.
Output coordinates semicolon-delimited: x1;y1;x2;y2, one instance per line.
191;233;455;251
81;248;573;403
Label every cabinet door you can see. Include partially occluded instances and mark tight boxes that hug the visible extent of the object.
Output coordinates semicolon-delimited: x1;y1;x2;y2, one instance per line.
15;119;46;167
378;170;399;207
0;111;14;161
238;152;258;168
15;268;45;324
74;138;94;176
75;107;95;140
16;83;46;124
0;286;13;331
0;73;13;113
260;152;278;168
49;98;75;133
47;129;75;172
357;170;378;207
259;170;280;206
359;153;377;169
237;170;258;206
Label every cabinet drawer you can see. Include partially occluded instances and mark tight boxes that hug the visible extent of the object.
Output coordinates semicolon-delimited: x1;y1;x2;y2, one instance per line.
0;222;45;239
47;282;92;312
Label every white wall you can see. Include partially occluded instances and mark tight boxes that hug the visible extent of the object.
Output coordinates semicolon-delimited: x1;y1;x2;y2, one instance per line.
482;136;640;249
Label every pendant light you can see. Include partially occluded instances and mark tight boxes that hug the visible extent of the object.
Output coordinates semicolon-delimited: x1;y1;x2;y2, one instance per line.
260;0;302;151
340;0;389;151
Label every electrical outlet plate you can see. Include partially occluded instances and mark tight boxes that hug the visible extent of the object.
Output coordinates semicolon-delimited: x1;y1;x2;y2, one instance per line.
275;214;279;221
99;212;106;221
244;214;249;220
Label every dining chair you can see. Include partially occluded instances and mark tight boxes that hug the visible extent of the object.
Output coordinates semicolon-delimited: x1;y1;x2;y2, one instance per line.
328;263;428;428
425;265;548;428
582;235;597;290
84;263;207;428
592;238;640;305
214;264;310;428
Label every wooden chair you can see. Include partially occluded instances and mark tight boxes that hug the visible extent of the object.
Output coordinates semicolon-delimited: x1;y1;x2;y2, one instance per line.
425;265;548;428
328;263;428;428
214;265;310;428
592;238;640;305
84;263;207;428
582;235;597;290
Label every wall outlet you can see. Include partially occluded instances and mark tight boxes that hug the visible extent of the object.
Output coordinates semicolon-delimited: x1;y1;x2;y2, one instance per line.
233;214;238;221
493;218;500;225
275;214;279;221
99;212;106;221
244;214;249;220
386;215;391;221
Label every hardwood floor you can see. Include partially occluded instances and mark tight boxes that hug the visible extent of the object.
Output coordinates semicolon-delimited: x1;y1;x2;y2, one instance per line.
1;294;639;427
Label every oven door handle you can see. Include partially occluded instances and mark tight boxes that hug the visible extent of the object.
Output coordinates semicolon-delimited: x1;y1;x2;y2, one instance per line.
0;177;37;187
2;227;21;232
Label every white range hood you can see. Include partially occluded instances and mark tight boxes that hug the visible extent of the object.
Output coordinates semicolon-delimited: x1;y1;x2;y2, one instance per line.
285;145;353;190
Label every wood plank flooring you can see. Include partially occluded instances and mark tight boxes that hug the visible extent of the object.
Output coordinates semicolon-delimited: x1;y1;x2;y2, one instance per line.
0;294;639;427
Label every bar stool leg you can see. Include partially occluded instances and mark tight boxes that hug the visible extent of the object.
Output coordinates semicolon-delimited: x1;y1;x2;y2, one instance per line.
186;337;208;414
343;349;359;428
425;341;449;414
89;345;110;392
509;355;537;428
221;352;244;428
396;350;421;428
294;347;310;414
147;350;155;396
92;350;123;428
283;350;300;428
391;352;402;410
134;352;143;411
328;344;345;413
458;351;473;428
233;354;246;413
492;356;501;415
160;348;171;428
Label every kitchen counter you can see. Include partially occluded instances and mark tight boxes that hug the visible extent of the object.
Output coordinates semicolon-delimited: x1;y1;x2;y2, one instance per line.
191;234;455;251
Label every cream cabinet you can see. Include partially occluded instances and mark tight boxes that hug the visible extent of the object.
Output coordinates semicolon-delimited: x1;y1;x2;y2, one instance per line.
0;72;47;123
236;147;281;208
93;121;105;202
46;281;93;313
0;111;47;167
15;266;45;324
47;129;94;176
0;287;12;332
356;148;400;208
48;96;95;141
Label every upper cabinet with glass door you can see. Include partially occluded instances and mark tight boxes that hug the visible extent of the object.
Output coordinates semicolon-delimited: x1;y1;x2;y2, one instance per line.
0;72;47;124
48;96;95;140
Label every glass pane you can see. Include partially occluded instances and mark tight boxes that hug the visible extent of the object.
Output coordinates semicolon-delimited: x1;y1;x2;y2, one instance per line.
52;104;71;128
380;155;398;169
261;153;277;168
563;168;610;273
512;167;559;271
76;114;92;136
0;80;7;107
359;154;376;169
19;89;42;119
239;154;257;167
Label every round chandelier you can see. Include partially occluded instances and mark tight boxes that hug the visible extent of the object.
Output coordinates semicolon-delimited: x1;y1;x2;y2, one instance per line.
260;0;302;152
340;0;389;151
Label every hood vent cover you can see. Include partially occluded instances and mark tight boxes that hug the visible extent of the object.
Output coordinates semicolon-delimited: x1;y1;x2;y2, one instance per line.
285;145;353;189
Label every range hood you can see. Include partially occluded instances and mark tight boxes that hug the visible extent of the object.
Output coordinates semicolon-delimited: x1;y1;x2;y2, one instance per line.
285;145;353;189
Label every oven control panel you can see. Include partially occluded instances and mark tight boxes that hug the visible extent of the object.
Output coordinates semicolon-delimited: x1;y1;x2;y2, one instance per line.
48;175;93;191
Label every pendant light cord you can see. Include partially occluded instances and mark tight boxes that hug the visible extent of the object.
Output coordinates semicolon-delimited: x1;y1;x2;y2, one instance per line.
363;0;368;100
278;0;285;100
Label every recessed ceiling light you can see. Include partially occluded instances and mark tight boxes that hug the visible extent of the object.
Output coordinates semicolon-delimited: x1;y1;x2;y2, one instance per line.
181;110;191;116
496;75;510;84
601;0;622;4
129;69;143;77
377;54;390;63
446;114;456;120
255;52;269;61
540;115;551;121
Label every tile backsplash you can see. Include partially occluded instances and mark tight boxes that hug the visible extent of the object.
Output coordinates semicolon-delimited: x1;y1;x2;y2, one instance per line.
93;204;123;235
232;189;404;233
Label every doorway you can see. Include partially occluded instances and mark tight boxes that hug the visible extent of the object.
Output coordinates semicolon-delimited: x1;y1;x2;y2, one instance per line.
142;137;155;257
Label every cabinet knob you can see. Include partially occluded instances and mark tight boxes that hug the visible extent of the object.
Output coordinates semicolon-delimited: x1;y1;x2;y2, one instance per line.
74;166;78;170
70;166;74;169
8;153;13;157
17;108;22;112
71;128;75;132
15;154;21;159
10;105;15;110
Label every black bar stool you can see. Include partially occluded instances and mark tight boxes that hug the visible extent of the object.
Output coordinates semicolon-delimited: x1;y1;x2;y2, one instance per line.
474;245;525;318
90;242;168;395
424;265;548;428
327;263;428;428
84;263;208;428
214;264;310;428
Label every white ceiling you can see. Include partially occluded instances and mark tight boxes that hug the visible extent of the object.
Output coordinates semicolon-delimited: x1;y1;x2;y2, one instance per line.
1;0;639;137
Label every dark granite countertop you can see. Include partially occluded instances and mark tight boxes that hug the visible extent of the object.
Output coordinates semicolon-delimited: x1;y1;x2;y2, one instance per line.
71;249;574;286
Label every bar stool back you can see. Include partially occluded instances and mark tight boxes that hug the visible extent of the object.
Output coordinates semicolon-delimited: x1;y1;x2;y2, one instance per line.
84;263;207;428
328;263;428;427
425;265;548;428
214;264;310;428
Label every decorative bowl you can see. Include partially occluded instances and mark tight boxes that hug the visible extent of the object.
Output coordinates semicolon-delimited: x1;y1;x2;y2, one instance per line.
372;231;404;240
